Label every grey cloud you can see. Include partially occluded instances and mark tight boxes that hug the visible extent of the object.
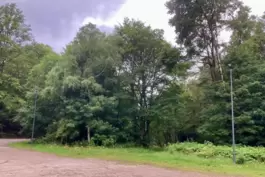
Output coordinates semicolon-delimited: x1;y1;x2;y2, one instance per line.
2;0;125;51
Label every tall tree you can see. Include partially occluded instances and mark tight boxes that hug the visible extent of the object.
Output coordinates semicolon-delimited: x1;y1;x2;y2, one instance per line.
0;3;33;137
166;0;242;82
227;5;256;46
0;3;32;73
115;18;186;145
198;13;265;145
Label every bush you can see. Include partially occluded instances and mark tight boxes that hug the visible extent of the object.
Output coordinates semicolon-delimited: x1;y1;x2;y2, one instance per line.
236;155;245;165
102;137;115;147
91;134;116;147
166;142;265;164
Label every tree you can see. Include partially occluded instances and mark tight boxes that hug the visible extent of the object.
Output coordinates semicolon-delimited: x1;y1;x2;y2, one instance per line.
227;5;256;46
198;14;265;145
166;0;242;82
0;3;34;137
17;23;120;144
0;3;32;73
5;43;54;85
114;18;187;145
0;73;24;137
26;45;61;88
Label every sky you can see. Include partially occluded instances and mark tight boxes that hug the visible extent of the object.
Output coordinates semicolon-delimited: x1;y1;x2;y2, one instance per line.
83;0;265;46
2;0;124;51
2;0;265;51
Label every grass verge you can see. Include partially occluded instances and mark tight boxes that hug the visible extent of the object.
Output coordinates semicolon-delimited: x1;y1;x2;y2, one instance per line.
10;142;265;177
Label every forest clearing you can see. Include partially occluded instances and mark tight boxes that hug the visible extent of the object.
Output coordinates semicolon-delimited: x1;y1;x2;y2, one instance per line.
1;0;265;176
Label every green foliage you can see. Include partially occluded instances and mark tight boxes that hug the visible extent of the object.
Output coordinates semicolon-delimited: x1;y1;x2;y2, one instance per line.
89;120;117;146
3;1;265;152
0;74;24;136
198;18;265;145
114;18;187;146
166;0;242;81
0;3;32;73
236;155;245;165
167;142;265;164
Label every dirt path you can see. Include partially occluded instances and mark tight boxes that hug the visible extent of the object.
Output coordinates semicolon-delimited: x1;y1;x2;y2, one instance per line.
0;139;238;177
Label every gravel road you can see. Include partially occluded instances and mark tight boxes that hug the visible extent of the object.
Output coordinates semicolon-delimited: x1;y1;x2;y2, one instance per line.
0;139;239;177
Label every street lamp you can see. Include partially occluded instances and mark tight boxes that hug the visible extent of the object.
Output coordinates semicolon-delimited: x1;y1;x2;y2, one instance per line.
228;64;236;164
31;87;38;142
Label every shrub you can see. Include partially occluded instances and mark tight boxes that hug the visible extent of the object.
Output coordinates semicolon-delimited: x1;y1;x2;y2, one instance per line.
102;137;116;147
91;134;116;147
236;155;245;165
166;142;265;164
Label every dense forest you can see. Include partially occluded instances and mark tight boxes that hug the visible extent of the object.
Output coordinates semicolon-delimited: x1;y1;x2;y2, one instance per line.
1;0;265;147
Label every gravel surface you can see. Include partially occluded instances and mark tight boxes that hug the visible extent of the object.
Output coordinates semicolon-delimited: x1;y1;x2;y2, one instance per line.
0;139;239;177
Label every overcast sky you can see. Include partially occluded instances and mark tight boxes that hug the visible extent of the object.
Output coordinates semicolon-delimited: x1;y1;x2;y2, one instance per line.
2;0;125;51
83;0;264;45
2;0;264;52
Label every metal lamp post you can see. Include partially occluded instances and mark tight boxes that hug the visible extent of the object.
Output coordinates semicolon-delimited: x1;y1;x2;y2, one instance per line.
31;87;38;142
228;64;236;164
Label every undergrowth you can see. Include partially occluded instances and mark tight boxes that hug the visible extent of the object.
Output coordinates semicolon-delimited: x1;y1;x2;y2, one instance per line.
167;142;265;164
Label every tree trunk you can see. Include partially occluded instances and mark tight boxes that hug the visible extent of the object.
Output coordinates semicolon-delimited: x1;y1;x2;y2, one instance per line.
87;126;90;143
0;60;5;73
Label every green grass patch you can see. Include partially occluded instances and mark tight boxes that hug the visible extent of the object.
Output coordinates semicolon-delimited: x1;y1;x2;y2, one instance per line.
10;141;265;177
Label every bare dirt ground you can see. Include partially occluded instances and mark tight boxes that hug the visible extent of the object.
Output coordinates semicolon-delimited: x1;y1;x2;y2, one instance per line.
0;139;238;177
